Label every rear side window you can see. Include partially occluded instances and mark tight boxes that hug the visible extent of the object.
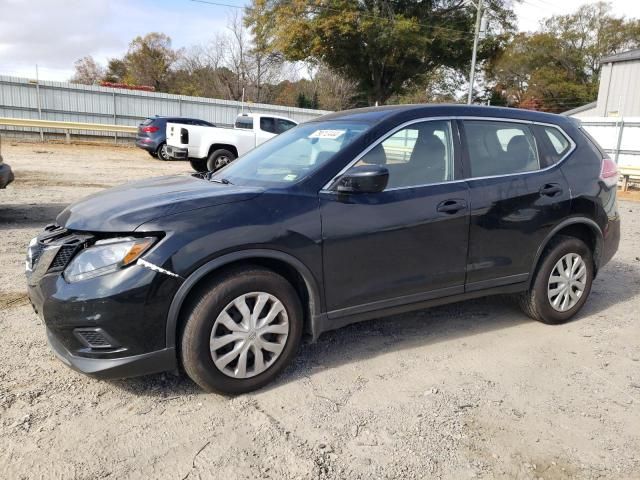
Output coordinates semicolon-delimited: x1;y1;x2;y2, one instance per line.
463;120;539;178
142;118;154;126
235;116;254;129
260;117;277;134
276;119;297;134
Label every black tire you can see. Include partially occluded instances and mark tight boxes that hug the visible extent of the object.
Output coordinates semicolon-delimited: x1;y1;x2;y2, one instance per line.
518;236;594;324
156;142;171;161
189;159;207;172
180;266;303;394
206;148;236;172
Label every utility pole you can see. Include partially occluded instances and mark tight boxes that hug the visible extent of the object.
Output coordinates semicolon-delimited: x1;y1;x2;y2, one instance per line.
35;64;44;142
467;0;484;105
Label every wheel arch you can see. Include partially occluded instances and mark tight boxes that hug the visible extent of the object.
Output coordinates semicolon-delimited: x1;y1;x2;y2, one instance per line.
528;217;603;288
165;249;322;350
208;143;238;158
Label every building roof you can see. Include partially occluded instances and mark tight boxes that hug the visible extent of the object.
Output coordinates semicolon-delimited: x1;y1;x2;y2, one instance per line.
600;48;640;64
561;101;597;116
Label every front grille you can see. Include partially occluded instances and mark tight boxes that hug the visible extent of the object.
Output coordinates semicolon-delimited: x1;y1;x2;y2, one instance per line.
27;225;93;277
74;328;115;349
50;245;77;269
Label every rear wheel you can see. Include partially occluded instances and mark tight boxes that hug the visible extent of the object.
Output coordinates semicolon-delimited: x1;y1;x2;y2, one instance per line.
519;236;594;324
156;142;171;161
189;159;207;172
206;149;236;172
180;267;303;394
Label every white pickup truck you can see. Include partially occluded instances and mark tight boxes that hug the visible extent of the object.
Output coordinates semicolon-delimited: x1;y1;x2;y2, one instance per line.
166;113;298;172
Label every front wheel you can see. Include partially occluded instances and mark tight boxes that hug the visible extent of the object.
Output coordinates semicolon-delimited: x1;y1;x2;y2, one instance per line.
519;236;594;324
180;267;303;394
206;149;236;172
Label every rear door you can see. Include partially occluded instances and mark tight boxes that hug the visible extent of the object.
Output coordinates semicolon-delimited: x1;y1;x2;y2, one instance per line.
320;119;470;315
459;119;571;290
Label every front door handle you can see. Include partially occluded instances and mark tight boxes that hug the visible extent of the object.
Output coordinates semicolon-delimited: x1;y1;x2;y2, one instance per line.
539;183;563;196
437;199;467;214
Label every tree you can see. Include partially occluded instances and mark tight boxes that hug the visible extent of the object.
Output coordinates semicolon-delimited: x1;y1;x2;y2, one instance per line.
487;2;640;112
312;65;358;110
542;2;640;80
70;56;104;85
246;0;513;105
123;33;179;90
103;58;127;83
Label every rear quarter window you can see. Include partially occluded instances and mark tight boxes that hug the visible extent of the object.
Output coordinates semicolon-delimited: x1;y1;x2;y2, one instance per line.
543;126;571;161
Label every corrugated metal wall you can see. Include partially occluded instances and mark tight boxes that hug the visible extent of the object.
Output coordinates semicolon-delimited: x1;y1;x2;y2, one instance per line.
580;117;640;168
0;75;329;140
596;60;640;117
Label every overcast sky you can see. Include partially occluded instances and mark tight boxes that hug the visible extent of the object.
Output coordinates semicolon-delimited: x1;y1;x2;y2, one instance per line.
1;0;640;82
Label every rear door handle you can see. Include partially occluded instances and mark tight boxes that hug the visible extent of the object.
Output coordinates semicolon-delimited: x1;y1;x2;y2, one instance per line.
539;183;562;196
437;199;467;214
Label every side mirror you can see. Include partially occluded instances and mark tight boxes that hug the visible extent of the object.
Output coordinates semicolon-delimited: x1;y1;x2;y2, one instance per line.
336;165;389;194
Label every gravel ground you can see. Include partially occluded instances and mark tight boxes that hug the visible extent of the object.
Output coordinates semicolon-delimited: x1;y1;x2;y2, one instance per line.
1;142;639;480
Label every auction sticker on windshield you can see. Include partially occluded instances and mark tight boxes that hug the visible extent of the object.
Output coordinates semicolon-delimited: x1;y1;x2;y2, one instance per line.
308;130;345;139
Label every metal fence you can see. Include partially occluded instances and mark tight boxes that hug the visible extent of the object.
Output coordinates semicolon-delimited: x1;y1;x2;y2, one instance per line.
579;117;640;168
0;75;329;143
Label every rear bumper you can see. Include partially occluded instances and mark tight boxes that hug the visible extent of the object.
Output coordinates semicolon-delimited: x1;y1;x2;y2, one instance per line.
166;145;189;160
600;213;620;269
135;137;161;152
0;162;14;188
47;328;177;379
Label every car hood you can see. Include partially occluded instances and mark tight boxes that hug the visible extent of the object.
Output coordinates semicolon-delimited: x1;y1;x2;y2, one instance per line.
57;174;263;232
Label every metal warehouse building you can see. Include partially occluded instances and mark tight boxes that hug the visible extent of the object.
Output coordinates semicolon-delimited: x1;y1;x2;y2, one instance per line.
565;48;640;118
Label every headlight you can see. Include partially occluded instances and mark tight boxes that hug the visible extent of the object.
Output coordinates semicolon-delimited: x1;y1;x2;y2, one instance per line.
64;237;156;283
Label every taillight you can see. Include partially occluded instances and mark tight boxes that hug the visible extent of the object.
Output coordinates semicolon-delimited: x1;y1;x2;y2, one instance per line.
600;157;618;189
141;126;159;133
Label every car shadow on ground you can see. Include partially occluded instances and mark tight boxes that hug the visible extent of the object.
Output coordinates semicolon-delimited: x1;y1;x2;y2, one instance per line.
109;260;638;398
0;203;69;228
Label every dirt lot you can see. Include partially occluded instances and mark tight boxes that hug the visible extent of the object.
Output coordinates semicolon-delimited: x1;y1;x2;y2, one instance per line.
1;142;639;480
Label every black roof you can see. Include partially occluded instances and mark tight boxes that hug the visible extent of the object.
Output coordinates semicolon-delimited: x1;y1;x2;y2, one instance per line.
314;104;577;128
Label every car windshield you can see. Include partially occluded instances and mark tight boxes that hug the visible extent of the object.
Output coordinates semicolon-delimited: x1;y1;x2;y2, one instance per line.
210;121;370;187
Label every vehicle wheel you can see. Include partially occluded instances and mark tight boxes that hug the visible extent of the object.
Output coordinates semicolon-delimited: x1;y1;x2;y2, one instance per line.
519;236;594;324
156;143;171;161
206;149;236;172
180;266;303;394
189;159;207;172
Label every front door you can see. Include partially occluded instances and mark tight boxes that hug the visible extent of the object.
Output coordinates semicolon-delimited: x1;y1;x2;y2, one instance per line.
320;119;470;316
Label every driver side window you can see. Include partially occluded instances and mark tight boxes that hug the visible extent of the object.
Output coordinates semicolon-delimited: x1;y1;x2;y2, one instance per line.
354;120;454;189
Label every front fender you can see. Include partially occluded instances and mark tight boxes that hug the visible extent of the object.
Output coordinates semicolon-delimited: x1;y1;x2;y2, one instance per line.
164;249;324;349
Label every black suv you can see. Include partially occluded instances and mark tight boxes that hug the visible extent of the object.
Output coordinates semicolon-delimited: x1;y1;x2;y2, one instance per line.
136;116;215;160
26;105;620;394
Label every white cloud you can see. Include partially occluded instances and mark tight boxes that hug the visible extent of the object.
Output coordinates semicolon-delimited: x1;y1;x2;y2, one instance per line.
0;0;232;80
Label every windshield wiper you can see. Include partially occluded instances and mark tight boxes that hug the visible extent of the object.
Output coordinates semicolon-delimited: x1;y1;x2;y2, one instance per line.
209;176;233;185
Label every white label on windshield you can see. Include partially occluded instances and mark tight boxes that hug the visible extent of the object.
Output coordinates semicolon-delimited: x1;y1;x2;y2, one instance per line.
308;129;345;139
